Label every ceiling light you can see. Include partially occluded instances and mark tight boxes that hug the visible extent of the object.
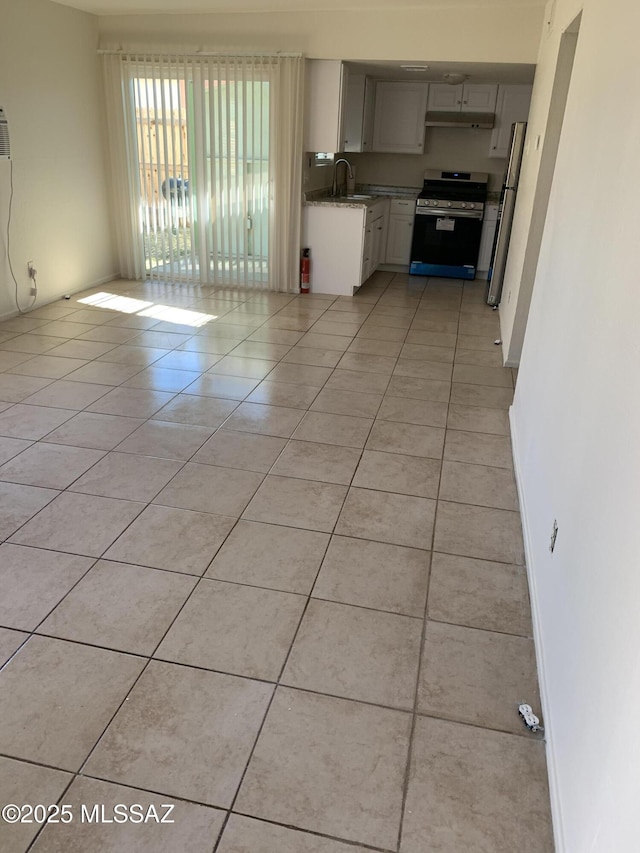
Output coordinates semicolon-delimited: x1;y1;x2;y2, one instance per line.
400;65;430;72
442;73;469;85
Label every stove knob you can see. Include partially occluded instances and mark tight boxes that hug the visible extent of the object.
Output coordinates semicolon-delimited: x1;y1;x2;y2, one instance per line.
460;203;467;208
467;203;475;209
446;201;452;207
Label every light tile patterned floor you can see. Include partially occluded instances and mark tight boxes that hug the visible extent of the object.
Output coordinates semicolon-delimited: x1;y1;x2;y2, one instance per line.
0;273;554;852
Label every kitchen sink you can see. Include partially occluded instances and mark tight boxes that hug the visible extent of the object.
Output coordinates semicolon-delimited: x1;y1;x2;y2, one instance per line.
329;193;376;202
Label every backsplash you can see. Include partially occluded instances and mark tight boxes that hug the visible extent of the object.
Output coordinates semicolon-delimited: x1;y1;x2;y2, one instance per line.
347;127;507;191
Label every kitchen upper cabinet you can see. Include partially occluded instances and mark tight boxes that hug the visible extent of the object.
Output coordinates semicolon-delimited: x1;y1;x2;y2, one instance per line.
304;59;346;153
490;85;532;158
427;83;497;113
371;82;429;154
343;72;375;153
385;198;415;265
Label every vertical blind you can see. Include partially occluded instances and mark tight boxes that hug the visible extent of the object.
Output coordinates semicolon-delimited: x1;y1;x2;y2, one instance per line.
101;51;303;292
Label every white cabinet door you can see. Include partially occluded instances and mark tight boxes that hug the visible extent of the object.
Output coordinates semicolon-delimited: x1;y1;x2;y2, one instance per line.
385;215;414;265
462;83;498;113
490;85;532;158
362;202;388;282
304;59;346;153
371;82;429;154
477;204;500;272
343;71;366;153
371;212;387;271
427;83;497;113
427;84;462;112
343;73;376;153
361;77;376;152
362;222;375;283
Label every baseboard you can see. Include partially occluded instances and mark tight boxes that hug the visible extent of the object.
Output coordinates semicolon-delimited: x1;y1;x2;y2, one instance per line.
0;272;120;322
509;405;565;853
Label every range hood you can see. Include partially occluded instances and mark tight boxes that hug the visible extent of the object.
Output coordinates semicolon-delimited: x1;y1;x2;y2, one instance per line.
425;111;495;129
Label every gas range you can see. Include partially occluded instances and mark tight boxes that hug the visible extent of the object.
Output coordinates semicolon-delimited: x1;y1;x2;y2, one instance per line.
416;169;488;217
410;169;489;280
416;198;484;212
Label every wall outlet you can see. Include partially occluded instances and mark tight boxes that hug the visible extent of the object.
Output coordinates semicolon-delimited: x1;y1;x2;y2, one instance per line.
549;519;558;553
27;261;37;280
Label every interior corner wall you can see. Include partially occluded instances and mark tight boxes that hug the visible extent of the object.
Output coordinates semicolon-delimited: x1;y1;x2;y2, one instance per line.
0;0;116;318
97;6;544;63
498;0;581;365
509;0;640;849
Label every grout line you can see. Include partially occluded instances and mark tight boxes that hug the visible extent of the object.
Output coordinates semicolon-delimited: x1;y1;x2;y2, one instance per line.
395;274;451;852
214;275;398;852
3;276;529;852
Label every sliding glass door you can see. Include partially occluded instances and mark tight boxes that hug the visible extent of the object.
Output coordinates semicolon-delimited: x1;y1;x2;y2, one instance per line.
102;51;302;291
130;59;270;286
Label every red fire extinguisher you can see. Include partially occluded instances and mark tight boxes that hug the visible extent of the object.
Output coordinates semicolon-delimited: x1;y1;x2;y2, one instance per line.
300;248;310;293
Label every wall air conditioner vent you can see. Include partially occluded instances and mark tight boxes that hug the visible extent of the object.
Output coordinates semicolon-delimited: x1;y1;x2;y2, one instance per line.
0;108;11;159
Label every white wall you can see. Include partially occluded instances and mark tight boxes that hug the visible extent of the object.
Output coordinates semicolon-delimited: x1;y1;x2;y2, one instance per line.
98;7;544;63
511;0;640;849
348;127;507;191
0;0;115;318
498;0;581;363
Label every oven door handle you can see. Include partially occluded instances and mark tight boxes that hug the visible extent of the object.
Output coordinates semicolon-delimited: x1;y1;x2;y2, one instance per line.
415;208;483;220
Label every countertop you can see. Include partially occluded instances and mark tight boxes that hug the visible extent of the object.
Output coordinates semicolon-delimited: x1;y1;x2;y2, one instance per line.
305;184;501;210
304;184;420;209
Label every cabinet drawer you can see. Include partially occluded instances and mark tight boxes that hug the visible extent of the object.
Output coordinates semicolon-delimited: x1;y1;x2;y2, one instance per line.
389;198;416;215
366;201;388;220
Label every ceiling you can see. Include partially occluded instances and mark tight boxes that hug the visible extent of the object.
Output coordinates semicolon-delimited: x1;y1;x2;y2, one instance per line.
50;0;544;14
348;60;536;86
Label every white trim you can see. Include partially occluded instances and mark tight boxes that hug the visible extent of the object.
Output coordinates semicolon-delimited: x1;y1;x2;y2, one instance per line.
0;273;119;322
509;404;565;853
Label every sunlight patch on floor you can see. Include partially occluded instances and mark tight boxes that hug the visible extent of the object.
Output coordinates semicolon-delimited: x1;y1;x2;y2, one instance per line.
78;292;217;328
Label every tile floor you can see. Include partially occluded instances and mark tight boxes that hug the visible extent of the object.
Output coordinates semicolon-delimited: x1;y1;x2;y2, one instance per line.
0;272;554;852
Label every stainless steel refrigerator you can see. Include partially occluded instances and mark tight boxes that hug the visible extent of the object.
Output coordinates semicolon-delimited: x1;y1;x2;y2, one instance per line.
487;121;527;306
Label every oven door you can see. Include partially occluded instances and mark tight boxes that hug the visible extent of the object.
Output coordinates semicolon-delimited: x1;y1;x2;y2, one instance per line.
409;207;483;279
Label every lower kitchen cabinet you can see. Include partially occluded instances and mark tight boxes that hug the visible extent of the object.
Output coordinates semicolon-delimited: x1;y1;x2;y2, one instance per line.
364;205;387;280
477;203;500;275
302;199;389;295
385;198;415;265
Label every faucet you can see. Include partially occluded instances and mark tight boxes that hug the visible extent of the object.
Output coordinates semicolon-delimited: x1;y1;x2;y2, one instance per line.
331;157;354;197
